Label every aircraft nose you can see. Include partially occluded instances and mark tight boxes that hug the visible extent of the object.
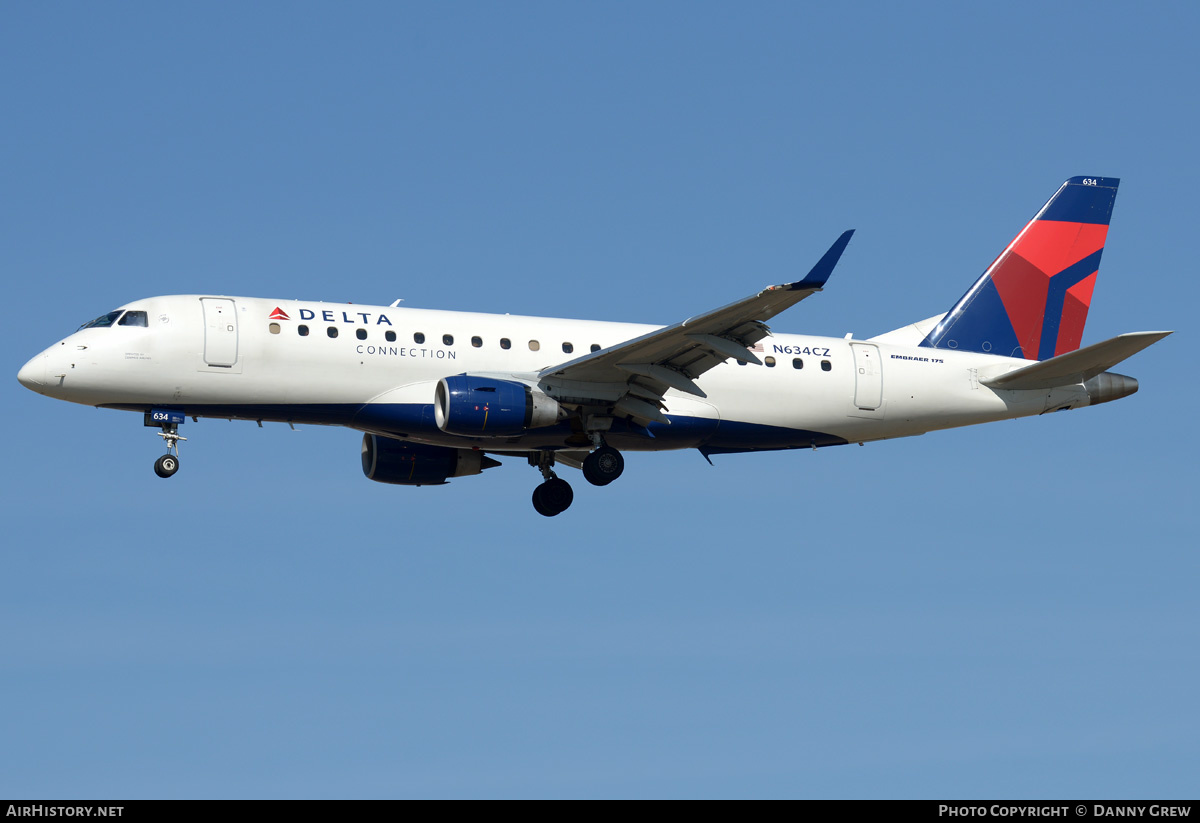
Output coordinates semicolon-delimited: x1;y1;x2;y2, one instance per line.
17;354;46;390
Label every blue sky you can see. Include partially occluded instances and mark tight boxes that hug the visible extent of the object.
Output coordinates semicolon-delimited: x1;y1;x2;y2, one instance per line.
2;2;1195;798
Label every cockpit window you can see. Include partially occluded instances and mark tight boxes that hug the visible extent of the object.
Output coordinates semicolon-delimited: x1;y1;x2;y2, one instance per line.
79;310;123;330
118;311;148;327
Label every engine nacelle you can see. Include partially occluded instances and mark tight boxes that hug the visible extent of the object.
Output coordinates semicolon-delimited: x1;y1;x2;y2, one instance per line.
361;434;498;485
434;375;562;436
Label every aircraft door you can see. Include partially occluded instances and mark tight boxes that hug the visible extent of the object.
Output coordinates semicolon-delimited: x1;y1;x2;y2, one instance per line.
201;298;239;367
850;342;882;410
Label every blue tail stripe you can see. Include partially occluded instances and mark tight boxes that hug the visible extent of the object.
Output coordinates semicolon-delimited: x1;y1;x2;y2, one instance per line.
1036;249;1104;360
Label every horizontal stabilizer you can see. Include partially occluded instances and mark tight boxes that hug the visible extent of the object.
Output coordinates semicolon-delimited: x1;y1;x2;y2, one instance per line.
981;331;1172;391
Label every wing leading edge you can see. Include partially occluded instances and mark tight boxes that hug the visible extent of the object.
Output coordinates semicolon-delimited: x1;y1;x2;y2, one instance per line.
536;231;854;422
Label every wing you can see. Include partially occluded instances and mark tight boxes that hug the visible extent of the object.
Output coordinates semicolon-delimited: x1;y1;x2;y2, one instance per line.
537;231;854;423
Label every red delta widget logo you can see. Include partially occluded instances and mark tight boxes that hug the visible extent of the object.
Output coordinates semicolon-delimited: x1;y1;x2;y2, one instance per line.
268;307;396;326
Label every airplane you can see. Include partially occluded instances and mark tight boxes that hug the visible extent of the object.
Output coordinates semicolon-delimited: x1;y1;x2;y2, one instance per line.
17;176;1170;516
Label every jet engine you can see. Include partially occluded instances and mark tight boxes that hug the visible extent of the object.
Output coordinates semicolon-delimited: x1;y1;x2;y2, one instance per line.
434;375;563;436
361;434;499;485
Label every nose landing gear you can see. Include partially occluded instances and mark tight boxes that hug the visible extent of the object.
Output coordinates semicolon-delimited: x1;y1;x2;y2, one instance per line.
146;413;187;479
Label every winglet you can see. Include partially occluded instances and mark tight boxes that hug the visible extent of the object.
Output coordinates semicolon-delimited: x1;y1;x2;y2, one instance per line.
791;230;855;290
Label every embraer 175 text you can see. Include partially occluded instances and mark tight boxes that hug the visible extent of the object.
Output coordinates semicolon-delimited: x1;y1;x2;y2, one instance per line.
18;177;1170;515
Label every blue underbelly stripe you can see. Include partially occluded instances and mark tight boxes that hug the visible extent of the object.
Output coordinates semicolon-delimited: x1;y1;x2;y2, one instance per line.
100;401;845;452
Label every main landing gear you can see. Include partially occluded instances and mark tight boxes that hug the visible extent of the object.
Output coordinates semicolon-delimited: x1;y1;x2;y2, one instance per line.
152;420;186;479
530;451;573;517
528;440;627;516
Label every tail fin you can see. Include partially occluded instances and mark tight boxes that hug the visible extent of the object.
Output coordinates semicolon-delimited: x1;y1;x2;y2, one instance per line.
920;176;1119;360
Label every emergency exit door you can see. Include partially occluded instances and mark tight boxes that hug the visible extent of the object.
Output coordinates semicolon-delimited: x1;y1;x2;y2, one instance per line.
201;298;239;367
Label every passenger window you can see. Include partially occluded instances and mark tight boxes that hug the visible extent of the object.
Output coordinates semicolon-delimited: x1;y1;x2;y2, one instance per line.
118;311;148;327
562;342;573;354
765;356;776;368
78;310;123;330
529;340;540;351
385;331;396;343
821;360;831;371
471;336;483;348
269;323;281;335
327;327;338;338
414;332;425;344
356;328;367;340
792;358;803;369
591;344;601;352
443;334;454;346
500;338;511;350
298;325;310;336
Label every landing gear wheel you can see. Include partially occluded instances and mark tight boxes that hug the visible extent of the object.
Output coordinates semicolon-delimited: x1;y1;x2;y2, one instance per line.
582;446;624;486
532;487;553;517
532;477;574;516
154;454;179;478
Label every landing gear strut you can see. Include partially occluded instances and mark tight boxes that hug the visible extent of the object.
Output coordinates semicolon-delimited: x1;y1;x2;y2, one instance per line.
530;451;573;517
153;420;186;479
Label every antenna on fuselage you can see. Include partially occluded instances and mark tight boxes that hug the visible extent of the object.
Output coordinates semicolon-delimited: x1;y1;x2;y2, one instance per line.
389;299;404;307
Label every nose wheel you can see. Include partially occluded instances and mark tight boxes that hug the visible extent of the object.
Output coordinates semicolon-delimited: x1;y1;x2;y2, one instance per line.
153;420;187;479
154;454;180;478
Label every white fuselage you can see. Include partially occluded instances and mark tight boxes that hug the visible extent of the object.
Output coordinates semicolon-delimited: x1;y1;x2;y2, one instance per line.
18;295;1093;454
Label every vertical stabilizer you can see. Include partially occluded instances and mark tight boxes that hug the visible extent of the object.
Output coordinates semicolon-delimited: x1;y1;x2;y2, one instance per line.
920;176;1119;360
